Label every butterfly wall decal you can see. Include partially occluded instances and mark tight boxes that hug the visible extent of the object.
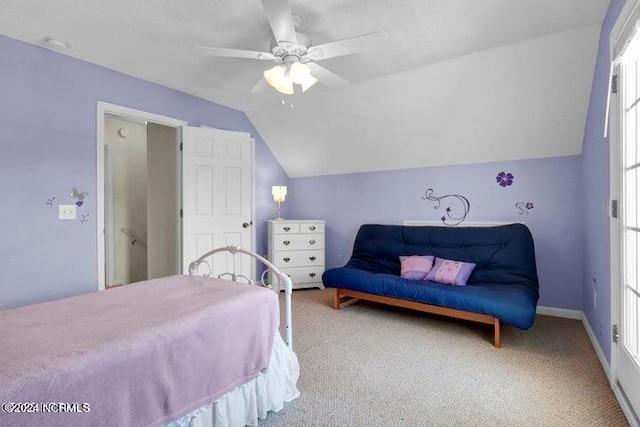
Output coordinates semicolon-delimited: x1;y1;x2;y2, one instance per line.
71;188;89;207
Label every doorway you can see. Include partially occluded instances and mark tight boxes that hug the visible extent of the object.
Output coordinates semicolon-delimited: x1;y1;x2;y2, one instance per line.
96;102;187;290
104;115;179;287
96;102;257;291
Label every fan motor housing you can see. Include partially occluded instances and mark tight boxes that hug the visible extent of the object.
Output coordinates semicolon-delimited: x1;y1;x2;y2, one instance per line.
271;32;309;58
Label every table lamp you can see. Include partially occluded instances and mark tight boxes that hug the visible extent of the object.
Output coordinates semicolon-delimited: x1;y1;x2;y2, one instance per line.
272;185;287;220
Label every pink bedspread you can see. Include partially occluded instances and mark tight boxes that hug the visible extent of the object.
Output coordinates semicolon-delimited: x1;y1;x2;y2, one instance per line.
0;275;279;427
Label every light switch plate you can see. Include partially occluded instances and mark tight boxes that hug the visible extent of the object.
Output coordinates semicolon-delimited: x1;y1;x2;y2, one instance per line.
58;204;77;220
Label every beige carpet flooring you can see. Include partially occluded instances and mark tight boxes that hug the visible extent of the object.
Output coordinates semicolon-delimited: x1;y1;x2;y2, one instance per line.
261;289;628;427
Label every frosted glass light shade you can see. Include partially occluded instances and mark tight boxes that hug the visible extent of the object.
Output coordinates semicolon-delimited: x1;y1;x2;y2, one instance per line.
290;62;318;92
264;65;294;95
289;62;309;84
272;186;287;202
300;73;318;92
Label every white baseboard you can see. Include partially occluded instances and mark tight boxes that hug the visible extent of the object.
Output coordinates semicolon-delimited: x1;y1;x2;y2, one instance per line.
536;305;582;319
580;312;611;378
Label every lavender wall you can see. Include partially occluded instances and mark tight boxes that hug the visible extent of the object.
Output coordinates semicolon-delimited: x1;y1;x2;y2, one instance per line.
289;156;584;310
0;34;289;308
580;0;626;365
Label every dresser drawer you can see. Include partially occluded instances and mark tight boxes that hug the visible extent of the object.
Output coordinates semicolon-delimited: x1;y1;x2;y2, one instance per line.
272;222;300;234
300;222;324;234
273;234;325;251
282;266;325;285
273;250;325;268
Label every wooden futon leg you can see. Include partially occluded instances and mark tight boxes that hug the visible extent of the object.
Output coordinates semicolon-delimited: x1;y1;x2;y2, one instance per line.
333;288;341;310
333;288;355;309
493;318;502;348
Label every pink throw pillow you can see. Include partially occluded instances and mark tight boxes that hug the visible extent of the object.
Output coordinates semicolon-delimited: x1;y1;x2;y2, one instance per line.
424;257;476;286
399;256;435;280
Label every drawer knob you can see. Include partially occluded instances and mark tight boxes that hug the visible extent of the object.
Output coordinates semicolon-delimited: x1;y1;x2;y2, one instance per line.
283;240;291;245
309;225;316;231
284;226;291;232
309;256;316;261
309;272;317;278
309;239;316;245
283;257;291;263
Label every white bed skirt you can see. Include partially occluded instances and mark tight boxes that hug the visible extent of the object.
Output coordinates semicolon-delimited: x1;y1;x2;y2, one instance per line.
168;333;299;427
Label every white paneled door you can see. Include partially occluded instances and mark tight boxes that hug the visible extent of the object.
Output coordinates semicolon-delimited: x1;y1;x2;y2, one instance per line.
182;126;254;280
617;30;640;419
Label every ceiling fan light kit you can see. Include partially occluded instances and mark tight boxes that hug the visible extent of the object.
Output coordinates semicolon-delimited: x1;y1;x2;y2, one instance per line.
194;0;388;96
264;60;318;95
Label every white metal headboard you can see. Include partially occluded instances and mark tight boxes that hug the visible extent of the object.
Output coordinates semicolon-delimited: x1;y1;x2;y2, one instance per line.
188;245;294;349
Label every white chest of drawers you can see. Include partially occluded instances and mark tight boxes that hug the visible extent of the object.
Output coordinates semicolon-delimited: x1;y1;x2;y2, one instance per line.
268;219;325;289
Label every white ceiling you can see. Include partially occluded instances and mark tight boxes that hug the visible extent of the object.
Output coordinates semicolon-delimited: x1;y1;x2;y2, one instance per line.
0;0;610;177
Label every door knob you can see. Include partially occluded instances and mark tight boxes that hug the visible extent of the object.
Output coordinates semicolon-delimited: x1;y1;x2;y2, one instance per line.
242;221;253;228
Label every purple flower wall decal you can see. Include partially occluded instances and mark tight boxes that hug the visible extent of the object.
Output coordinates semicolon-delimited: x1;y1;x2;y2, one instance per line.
496;172;514;187
422;188;471;226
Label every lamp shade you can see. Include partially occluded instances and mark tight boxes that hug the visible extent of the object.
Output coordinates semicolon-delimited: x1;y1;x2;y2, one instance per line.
272;185;287;202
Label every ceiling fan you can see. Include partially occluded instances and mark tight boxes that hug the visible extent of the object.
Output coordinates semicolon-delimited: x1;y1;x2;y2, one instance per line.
193;0;388;95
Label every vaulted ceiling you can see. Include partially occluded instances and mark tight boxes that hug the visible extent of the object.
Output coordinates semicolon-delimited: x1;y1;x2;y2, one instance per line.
0;0;610;177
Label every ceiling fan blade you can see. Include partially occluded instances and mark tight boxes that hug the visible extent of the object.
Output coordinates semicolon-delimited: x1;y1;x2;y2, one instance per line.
193;46;277;61
306;31;389;61
261;0;298;45
249;78;270;93
306;63;350;89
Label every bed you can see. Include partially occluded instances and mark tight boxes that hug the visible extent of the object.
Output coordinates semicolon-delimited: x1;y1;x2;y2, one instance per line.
0;246;299;427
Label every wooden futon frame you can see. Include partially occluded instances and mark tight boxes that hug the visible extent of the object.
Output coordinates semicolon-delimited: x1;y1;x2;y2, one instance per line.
332;288;503;348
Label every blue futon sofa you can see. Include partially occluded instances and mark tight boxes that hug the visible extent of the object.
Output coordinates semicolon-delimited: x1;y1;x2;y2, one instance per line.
322;223;539;347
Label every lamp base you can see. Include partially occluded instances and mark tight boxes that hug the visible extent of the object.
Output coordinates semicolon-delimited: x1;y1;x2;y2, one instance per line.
274;202;284;221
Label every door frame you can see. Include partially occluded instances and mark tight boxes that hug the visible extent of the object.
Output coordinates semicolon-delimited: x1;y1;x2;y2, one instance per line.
610;1;640;425
96;102;187;291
